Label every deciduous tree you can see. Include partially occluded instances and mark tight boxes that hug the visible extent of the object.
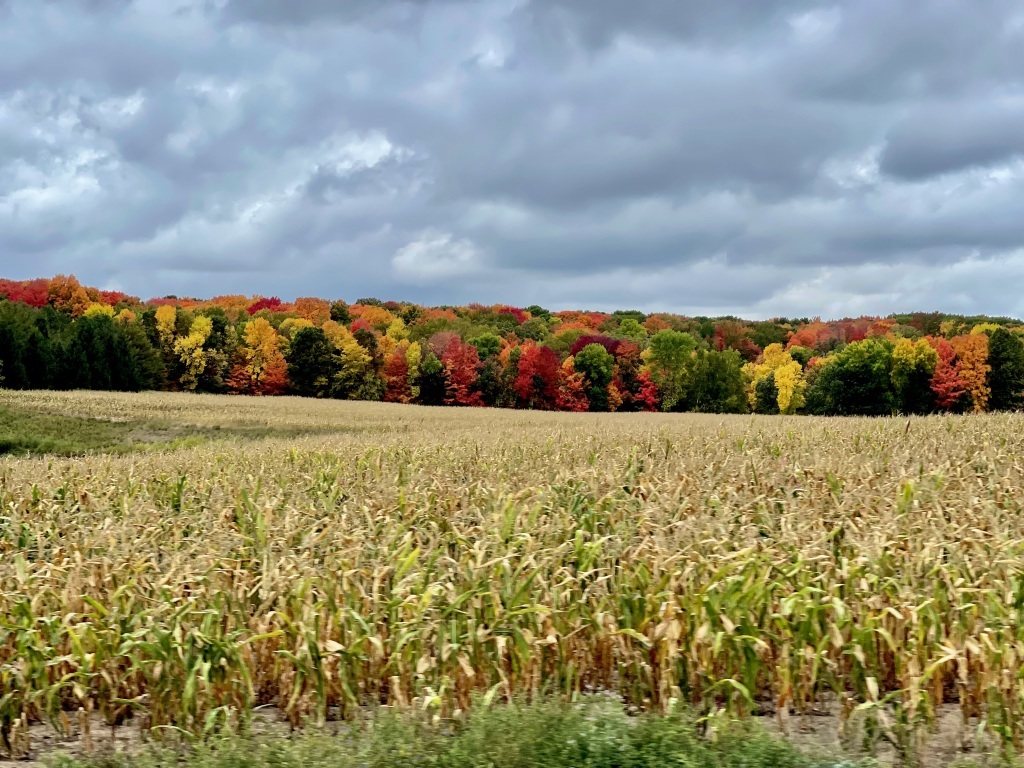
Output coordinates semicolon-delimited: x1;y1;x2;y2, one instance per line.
230;317;287;395
950;334;990;412
557;357;589;412
805;338;895;416
642;330;697;411
174;316;213;391
890;337;939;414
927;336;966;411
383;344;413;403
574;343;616;412
513;342;561;409
743;344;806;414
442;338;483;406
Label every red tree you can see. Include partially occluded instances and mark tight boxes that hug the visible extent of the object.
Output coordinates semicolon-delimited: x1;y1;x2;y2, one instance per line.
350;318;375;334
0;278;50;307
513;343;561;409
99;290;137;306
227;355;288;396
613;340;645;410
569;334;621;357
557;358;589;412
247;296;283;315
442;339;483;406
634;370;660;411
497;305;528;324
257;357;289;395
927;336;966;410
383;348;413;403
713;320;762;362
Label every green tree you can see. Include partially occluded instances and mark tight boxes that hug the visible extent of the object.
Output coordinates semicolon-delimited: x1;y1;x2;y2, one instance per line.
890;338;938;414
288;327;339;398
987;328;1024;411
787;346;814;368
753;372;781;414
496;346;522;408
0;301;54;388
417;352;447;406
329;300;351;325
122;322;166;390
748;321;790;350
469;333;502;360
573;343;615;412
616;318;648;345
352;328;385;400
517;317;550;342
475;357;503;407
643;330;697;411
690;348;747;413
805;338;895;416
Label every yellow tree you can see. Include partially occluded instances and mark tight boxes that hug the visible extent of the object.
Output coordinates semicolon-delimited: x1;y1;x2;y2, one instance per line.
231;318;287;395
940;319;966;337
351;304;395;331
83;302;115;319
385;318;408;340
950;334;991;412
174;316;213;391
406;341;422;399
155;305;177;349
378;318;409;363
243;318;284;381
891;338;939;414
743;343;806;414
322;320;372;398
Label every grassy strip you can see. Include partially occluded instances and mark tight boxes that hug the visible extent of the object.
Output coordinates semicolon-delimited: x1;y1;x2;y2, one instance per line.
0;402;344;456
48;699;862;768
0;404;146;455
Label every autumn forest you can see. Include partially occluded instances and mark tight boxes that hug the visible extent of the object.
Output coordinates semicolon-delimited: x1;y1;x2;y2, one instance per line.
1;274;1022;416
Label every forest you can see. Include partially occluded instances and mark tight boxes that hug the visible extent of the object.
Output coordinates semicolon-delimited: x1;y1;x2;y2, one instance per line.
1;274;1022;416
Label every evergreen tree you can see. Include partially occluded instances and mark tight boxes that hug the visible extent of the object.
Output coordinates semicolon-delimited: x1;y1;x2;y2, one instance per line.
287;327;339;398
987;328;1024;411
122;322;166;390
417;352;447;406
753;372;781;414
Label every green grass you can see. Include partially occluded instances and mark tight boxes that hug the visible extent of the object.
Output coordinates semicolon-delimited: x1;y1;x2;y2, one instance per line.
48;698;864;768
0;405;146;455
0;403;339;457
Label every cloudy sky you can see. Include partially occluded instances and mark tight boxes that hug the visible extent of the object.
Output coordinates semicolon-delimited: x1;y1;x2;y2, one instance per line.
1;0;1023;318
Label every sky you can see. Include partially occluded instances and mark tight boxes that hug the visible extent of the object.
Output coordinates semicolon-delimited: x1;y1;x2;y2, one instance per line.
1;0;1023;319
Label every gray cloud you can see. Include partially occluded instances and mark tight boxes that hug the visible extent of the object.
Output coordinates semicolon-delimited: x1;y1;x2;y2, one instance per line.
0;0;1023;317
515;0;823;49
880;100;1024;179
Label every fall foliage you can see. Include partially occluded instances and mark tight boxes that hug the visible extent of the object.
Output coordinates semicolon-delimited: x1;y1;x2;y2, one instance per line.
1;274;1023;416
951;334;991;412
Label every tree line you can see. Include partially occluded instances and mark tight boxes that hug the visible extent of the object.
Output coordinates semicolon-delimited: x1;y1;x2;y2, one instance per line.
1;275;1023;416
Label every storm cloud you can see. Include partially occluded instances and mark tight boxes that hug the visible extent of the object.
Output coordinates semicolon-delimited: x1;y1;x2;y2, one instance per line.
1;0;1023;317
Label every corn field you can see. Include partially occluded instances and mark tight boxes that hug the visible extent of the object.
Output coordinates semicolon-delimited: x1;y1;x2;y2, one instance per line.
2;390;1024;757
